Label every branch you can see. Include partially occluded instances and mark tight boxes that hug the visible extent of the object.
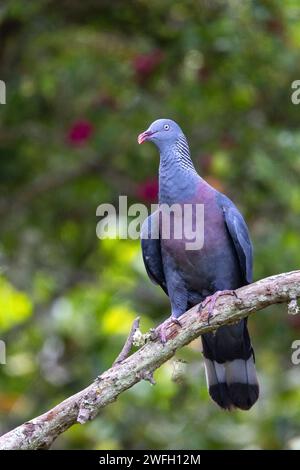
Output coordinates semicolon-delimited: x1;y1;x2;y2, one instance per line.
0;270;299;450
112;316;140;366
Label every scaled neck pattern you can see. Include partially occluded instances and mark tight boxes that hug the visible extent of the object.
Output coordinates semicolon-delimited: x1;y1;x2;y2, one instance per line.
159;134;201;204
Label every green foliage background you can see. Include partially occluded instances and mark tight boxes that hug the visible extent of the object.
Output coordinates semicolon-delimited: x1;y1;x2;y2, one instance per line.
1;0;300;449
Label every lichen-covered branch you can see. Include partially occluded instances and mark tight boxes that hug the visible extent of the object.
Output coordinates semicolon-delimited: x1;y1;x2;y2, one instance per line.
112;316;141;366
0;270;299;450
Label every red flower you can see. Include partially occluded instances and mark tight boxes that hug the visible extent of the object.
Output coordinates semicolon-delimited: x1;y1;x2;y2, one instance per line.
133;49;164;83
136;178;159;203
67;120;93;147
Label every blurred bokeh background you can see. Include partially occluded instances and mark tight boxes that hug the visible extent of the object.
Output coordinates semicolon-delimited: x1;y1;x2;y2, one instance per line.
1;0;300;450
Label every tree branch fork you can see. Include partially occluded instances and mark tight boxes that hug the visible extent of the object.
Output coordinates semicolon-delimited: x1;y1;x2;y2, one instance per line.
0;270;299;450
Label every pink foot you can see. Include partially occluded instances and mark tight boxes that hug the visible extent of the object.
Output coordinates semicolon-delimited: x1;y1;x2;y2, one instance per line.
201;290;238;323
156;316;182;344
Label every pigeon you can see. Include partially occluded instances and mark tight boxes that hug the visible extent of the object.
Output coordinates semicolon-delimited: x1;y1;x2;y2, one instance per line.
138;118;259;410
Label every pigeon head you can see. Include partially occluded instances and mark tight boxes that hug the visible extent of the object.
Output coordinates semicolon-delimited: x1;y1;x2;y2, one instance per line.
138;119;184;151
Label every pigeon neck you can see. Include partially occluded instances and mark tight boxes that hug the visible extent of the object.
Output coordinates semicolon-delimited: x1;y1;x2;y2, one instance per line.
159;134;200;204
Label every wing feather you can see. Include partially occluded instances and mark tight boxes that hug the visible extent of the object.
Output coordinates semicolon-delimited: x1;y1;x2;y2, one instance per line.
218;194;253;284
140;211;168;295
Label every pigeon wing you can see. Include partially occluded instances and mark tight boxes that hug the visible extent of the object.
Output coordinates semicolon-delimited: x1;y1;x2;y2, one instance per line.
140;211;168;295
218;194;253;284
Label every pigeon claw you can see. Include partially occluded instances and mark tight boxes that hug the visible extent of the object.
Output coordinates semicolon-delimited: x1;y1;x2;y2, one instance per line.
156;315;182;345
201;290;238;324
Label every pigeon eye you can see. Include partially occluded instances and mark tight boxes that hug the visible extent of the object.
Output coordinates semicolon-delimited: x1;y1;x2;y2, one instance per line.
164;124;170;131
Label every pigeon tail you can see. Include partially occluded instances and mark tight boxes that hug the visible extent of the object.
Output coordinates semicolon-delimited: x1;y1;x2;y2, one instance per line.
202;319;259;410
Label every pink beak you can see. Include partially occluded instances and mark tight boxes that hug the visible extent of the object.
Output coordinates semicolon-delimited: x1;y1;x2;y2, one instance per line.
138;130;154;144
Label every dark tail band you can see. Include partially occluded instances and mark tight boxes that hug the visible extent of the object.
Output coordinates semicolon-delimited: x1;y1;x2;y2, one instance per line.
202;319;259;410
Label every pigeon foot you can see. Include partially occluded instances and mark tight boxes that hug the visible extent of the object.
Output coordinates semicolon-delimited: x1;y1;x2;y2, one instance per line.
156;316;182;345
201;290;238;324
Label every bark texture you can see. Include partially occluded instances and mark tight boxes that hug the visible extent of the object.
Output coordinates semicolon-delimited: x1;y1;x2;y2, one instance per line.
0;270;299;450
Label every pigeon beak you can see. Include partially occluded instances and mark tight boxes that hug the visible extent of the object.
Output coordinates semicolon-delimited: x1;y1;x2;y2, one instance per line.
138;130;155;144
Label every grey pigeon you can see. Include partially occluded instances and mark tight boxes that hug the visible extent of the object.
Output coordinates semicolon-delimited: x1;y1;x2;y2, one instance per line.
138;118;259;410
